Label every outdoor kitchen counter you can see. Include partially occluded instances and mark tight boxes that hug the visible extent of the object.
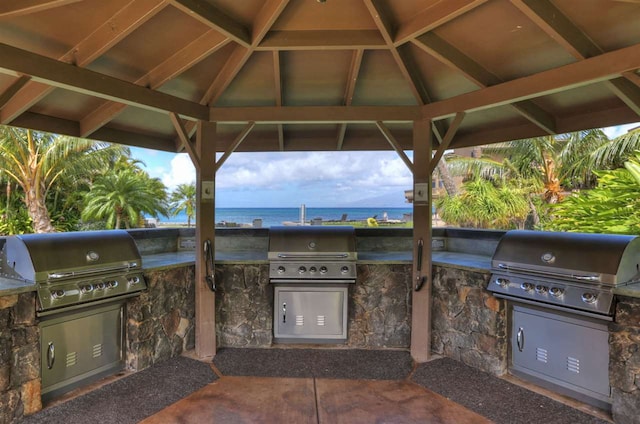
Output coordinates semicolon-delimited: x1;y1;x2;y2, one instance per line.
613;282;640;298
0;276;35;296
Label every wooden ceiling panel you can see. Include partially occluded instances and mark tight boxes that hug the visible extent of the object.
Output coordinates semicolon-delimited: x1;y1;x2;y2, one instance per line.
554;0;640;51
216;51;277;107
435;0;575;81
109;107;176;138
87;6;210;83
29;89;107;121
0;0;130;59
351;50;417;106
272;0;376;31
282;50;352;106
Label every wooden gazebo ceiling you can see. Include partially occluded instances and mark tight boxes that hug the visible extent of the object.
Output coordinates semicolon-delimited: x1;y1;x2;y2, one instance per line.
0;0;639;153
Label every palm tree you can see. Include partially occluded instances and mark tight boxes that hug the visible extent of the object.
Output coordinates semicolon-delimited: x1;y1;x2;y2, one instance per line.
169;183;196;227
82;170;168;229
0;126;126;233
589;127;640;170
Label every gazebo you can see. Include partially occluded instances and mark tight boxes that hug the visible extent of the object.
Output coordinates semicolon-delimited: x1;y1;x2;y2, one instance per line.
1;0;640;365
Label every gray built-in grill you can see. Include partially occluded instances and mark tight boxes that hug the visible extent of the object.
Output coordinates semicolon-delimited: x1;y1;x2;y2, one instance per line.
269;226;357;343
488;230;640;410
0;230;147;401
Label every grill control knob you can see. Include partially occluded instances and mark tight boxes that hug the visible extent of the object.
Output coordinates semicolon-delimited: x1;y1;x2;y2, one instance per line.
341;266;350;274
495;278;510;288
581;292;598;304
535;285;548;295
320;266;328;274
80;284;93;294
106;281;118;289
96;282;106;290
309;266;317;273
521;282;534;292
549;287;564;297
277;266;286;274
51;289;65;299
298;266;307;274
128;276;140;285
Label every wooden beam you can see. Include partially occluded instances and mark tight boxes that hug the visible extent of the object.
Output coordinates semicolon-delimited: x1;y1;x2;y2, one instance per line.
80;30;230;137
194;120;217;359
427;112;465;174
337;49;364;150
251;0;291;44
0;0;81;17
258;30;386;50
170;113;200;168
210;106;422;123
411;119;432;362
273;51;285;151
215;122;255;171
422;42;640;120
376;121;414;173
0;75;31;109
0;43;209;121
510;0;640;118
394;0;488;45
413;33;556;134
0;0;167;125
169;0;251;47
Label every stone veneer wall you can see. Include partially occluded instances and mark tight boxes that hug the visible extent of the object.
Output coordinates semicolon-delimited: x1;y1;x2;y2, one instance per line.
126;266;196;371
431;265;507;375
0;293;40;423
610;296;640;424
214;263;412;348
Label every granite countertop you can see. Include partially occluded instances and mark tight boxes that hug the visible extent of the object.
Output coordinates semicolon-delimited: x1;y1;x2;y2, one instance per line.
0;276;35;296
613;282;640;298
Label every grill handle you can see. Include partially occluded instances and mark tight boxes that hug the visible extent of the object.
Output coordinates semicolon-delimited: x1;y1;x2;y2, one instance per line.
277;253;349;259
47;342;55;369
496;263;601;283
48;263;138;280
516;327;524;352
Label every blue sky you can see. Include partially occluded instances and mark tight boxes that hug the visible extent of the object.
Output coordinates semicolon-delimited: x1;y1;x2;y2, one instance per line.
131;123;639;208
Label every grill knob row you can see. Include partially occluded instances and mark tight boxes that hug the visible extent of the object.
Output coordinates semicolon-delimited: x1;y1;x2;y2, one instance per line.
276;266;333;275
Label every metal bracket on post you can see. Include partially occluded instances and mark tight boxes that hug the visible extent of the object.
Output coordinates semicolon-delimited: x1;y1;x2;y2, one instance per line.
413;183;430;204
201;181;214;200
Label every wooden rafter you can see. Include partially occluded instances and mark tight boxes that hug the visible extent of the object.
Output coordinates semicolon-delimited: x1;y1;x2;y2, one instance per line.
0;0;167;125
0;0;81;17
0;75;31;109
337;49;364;151
394;0;488;45
168;0;251;47
258;30;386;50
80;30;230;137
209;106;421;123
413;33;556;134
511;0;640;117
0;43;209;121
422;42;640;120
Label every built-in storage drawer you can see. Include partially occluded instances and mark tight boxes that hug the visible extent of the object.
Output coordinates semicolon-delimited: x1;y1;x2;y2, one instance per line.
510;304;610;409
39;301;125;402
273;286;348;343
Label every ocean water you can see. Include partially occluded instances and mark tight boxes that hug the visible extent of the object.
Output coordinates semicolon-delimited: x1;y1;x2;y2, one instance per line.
157;207;413;227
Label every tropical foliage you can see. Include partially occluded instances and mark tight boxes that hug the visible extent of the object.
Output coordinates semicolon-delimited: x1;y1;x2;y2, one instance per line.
169;183;197;227
548;152;640;235
82;169;168;230
0;126;126;233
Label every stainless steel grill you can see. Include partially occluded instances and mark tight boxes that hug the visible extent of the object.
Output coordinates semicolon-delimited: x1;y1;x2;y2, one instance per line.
488;230;640;319
0;230;147;402
488;230;640;410
268;226;357;343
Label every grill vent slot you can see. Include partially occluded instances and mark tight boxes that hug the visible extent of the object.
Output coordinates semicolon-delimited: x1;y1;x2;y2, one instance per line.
317;315;326;326
536;347;548;363
295;316;304;326
567;356;580;373
66;352;77;368
92;344;103;358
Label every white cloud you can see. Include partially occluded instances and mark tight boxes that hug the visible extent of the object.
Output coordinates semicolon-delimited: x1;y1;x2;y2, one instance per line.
162;154;195;189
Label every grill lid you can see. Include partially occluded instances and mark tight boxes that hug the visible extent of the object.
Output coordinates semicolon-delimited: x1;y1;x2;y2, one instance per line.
1;230;142;283
492;230;640;285
268;226;357;261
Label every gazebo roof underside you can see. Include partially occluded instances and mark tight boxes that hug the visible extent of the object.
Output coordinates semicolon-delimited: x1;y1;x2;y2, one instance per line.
1;0;639;153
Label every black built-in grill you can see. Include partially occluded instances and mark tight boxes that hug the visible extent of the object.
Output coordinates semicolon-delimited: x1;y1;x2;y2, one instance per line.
488;230;640;410
268;226;357;343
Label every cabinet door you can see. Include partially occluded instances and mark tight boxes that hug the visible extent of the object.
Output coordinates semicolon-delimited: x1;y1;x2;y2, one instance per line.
512;307;609;397
275;287;346;339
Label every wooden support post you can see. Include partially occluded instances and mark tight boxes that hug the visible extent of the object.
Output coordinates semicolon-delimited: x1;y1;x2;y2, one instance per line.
194;120;217;359
411;119;433;362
